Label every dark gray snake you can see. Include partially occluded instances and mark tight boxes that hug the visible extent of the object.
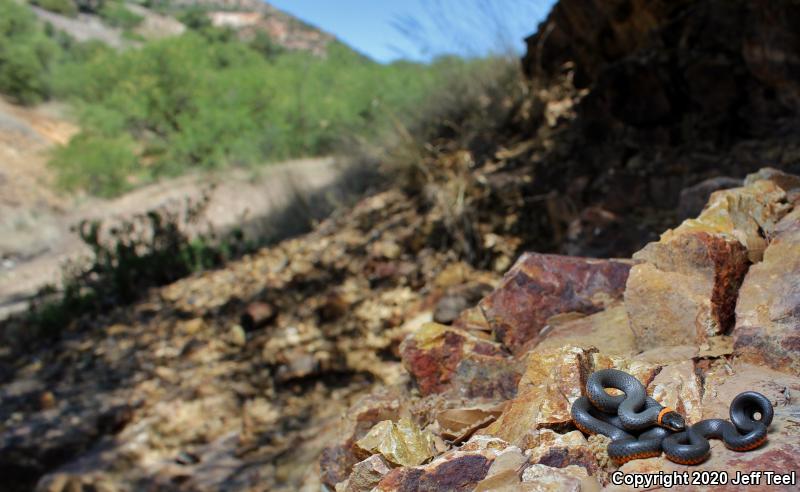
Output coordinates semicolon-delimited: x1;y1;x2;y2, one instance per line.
571;369;773;465
661;391;773;465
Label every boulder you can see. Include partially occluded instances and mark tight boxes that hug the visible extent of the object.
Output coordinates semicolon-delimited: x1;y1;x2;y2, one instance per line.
733;209;800;375
625;179;791;350
479;253;632;353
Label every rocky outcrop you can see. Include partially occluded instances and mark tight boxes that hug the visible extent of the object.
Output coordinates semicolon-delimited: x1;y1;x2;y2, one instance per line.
325;168;800;491
625;178;789;350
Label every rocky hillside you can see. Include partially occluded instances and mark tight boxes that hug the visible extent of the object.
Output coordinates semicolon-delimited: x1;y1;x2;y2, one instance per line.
2;0;800;491
26;0;334;53
321;168;800;491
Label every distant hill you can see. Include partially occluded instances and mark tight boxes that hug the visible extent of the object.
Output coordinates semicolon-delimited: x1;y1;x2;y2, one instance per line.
25;0;337;56
173;0;335;55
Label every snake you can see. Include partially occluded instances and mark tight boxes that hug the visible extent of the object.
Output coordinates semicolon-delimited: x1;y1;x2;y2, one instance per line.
661;391;774;465
571;369;774;465
571;369;686;464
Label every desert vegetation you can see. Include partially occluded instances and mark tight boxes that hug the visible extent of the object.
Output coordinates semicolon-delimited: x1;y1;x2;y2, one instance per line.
2;0;503;197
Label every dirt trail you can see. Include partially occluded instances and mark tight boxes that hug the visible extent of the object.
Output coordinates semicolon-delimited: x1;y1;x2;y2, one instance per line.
0;97;344;319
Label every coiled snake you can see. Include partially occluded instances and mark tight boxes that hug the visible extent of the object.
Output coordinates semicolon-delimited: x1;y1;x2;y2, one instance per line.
570;369;773;465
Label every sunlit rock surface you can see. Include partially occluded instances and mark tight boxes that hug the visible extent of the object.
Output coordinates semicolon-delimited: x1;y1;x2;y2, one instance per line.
479;253;632;353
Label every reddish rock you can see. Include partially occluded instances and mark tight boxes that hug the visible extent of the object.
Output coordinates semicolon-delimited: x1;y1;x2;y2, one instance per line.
340;454;393;492
626;231;749;350
479;253;633;353
375;436;511;492
321;445;360;490
733;209;800;375
626;179;792;351
400;323;519;399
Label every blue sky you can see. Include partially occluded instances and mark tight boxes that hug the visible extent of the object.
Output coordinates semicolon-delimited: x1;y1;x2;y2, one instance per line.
269;0;557;63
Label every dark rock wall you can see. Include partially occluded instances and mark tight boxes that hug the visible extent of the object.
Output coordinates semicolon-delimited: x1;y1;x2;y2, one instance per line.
514;0;800;258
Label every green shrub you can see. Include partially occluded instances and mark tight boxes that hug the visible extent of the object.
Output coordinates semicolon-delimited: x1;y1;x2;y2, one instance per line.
45;27;483;196
0;0;60;104
178;6;211;31
31;0;78;17
49;133;138;197
98;1;143;29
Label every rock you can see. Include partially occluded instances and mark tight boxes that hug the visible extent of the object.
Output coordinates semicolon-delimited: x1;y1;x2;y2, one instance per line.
590;355;661;390
521;429;600;476
677;176;742;220
531;304;635;356
521;464;601;492
436;403;506;443
320;445;360;490
240;301;276;332
375;435;512;492
320;388;405;489
680;179;790;261
342;454;392;492
625;229;748;351
400;323;518;399
354;418;436;467
483;347;595;444
452;306;492;334
744;167;800;201
733;209;800;374
473;445;529;491
648;360;703;425
479;253;632;353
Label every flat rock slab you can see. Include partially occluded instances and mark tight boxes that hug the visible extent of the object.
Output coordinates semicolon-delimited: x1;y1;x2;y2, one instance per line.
479;253;633;353
532;304;636;356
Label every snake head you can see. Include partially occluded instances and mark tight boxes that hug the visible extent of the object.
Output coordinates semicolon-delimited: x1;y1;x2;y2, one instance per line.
660;411;686;432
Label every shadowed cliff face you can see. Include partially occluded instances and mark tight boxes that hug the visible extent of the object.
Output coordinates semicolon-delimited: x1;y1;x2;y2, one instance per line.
499;0;800;260
523;0;800;141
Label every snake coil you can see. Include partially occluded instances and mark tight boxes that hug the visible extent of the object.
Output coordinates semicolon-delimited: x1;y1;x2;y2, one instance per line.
571;369;773;465
662;391;774;465
571;369;685;464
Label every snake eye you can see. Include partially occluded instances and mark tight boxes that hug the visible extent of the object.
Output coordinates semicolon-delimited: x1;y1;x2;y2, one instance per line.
661;412;686;431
